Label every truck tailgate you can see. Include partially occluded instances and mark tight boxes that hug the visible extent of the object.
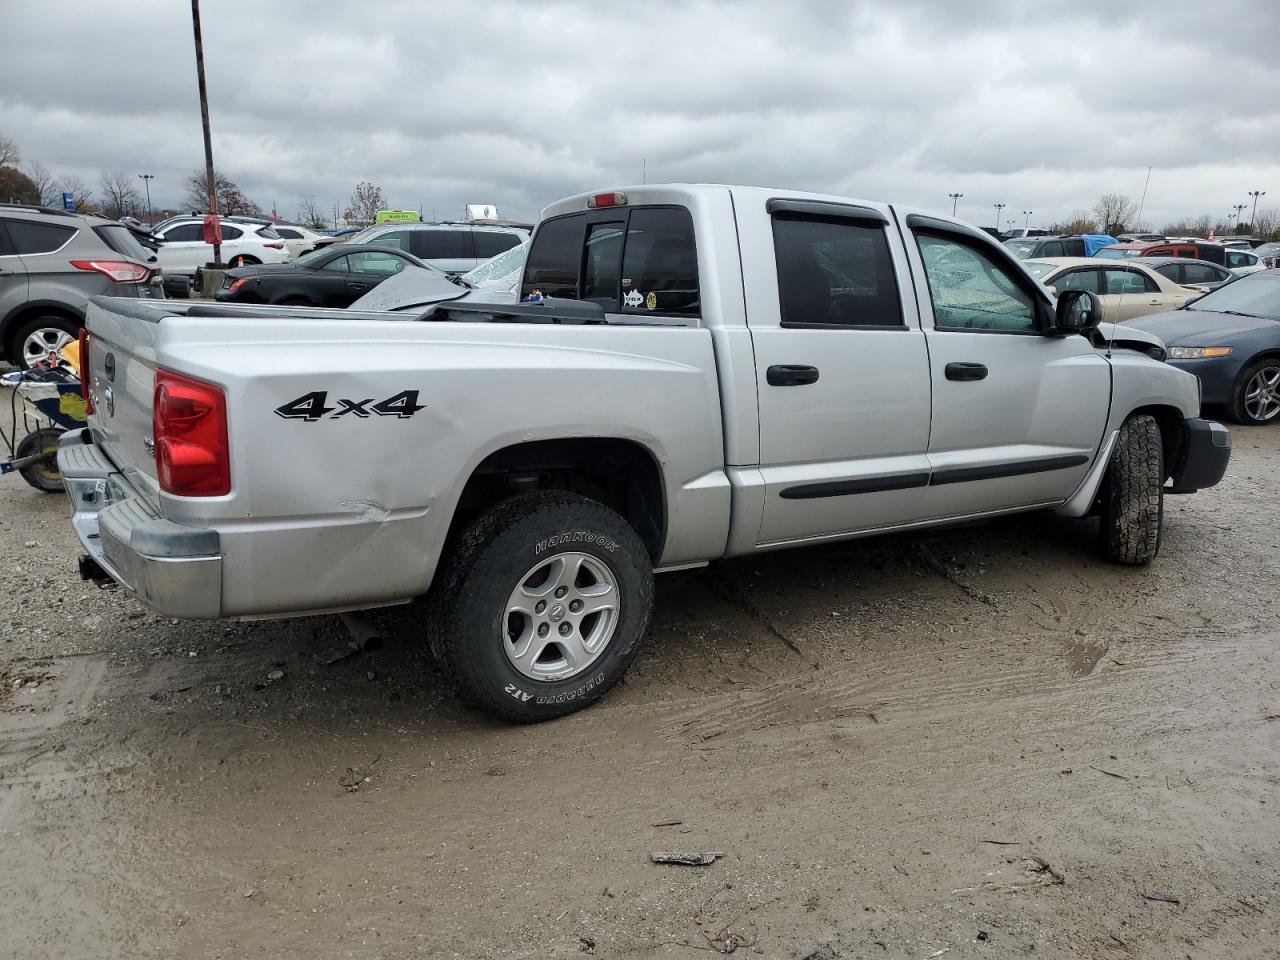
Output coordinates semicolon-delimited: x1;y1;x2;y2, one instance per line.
84;297;163;503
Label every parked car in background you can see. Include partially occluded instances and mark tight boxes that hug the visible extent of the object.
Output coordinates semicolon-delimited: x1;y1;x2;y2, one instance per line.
1224;248;1266;277
1021;258;1196;322
0;202;163;369
1099;240;1230;266
1253;242;1280;269
1001;227;1052;240
1132;271;1280;424
338;221;530;275
1117;233;1166;243
1005;234;1116;258
151;217;290;275
214;245;436;308
268;224;330;258
1141;257;1234;291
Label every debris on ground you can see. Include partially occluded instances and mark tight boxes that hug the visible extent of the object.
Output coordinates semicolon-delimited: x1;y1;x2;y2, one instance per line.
650;851;721;866
576;935;595;952
266;669;285;682
1027;856;1065;884
652;819;683;827
702;925;755;954
976;931;989;942
1141;891;1180;904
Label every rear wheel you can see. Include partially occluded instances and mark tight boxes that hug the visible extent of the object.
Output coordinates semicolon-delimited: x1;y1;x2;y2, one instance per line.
1100;414;1163;565
12;315;78;370
1229;358;1280;425
227;255;259;268
427;491;654;722
15;428;64;493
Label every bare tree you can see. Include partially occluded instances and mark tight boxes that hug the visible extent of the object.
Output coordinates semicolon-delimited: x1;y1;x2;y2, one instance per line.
24;161;57;206
298;193;327;229
1093;194;1138;235
343;181;385;226
1253;208;1279;241
182;167;260;216
55;174;95;212
1048;209;1098;234
0;133;19;168
98;170;141;219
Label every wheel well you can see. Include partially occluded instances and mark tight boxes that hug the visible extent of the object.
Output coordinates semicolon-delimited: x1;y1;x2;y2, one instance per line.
2;304;83;360
1130;404;1185;479
448;438;666;560
232;255;261;265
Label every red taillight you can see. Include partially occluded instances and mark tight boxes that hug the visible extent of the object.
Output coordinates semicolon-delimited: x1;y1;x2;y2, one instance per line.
227;277;251;294
70;259;150;283
586;191;627;209
263;242;284;249
153;370;230;497
79;327;93;414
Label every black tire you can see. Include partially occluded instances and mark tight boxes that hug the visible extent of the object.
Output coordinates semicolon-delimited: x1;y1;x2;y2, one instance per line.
10;315;79;370
1228;357;1280;426
16;428;64;493
228;255;260;268
1100;414;1163;565
427;491;654;723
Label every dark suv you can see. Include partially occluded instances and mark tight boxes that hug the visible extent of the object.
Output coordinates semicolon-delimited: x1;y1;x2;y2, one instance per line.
0;204;163;368
1003;235;1088;259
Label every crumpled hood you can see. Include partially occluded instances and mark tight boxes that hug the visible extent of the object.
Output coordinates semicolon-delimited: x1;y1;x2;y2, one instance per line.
348;269;472;311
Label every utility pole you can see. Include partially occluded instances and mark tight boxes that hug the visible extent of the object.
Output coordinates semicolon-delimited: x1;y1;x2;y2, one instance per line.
1248;190;1266;231
948;192;963;216
993;202;1006;232
190;0;221;266
137;173;155;226
1022;209;1033;229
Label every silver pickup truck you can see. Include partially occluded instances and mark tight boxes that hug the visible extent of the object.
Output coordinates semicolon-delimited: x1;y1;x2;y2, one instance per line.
59;184;1231;721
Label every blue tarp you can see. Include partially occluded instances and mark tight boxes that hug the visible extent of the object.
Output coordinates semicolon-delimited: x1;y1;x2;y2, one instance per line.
1083;234;1118;256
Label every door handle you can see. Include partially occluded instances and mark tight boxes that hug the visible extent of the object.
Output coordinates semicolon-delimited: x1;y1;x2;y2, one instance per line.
945;362;988;381
766;364;820;386
1148;299;1161;305
348;281;367;290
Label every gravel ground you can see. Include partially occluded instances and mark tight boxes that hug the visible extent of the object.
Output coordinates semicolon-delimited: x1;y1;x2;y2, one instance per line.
0;413;1277;959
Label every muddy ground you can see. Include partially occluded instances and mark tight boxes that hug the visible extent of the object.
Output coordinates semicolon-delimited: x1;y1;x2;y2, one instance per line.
0;423;1277;960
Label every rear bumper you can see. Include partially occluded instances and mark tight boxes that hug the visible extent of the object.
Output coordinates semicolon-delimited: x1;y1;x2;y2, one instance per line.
1169;418;1231;493
58;429;222;618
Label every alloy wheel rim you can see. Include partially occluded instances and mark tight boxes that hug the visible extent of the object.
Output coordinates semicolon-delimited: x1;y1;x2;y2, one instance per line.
503;551;620;682
23;328;74;364
1244;366;1280;422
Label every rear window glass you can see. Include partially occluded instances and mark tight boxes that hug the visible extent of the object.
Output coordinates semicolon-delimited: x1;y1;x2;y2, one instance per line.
162;223;203;242
6;219;76;255
581;222;626;309
221;224;243;240
619;207;699;316
416;229;472;260
93;224;153;261
256;226;281;240
473;230;521;258
521;214;585;299
274;227;301;239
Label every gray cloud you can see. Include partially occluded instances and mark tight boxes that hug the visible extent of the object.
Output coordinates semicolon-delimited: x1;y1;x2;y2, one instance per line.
1;0;1276;229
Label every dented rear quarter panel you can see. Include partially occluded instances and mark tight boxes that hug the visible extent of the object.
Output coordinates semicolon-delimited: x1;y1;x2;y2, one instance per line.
149;315;729;617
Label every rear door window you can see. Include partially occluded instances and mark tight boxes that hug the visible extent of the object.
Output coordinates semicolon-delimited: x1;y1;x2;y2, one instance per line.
373;229;414;252
772;215;901;327
162;223;203;242
1181;263;1219;284
521;214;586;299
1038;241;1065;257
473;230;521;259
1227;251;1254;269
415;230;473;260
1103;268;1156;294
1063;238;1086;256
6;219;77;254
220;225;244;240
619;207;700;317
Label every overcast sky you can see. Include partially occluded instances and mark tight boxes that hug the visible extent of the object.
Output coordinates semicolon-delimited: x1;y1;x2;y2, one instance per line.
1;0;1277;229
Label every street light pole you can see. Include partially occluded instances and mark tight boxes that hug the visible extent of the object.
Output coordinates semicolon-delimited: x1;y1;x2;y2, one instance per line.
993;202;1006;232
1248;190;1265;230
1022;209;1033;229
1232;204;1247;233
948;192;963;217
137;174;154;226
190;0;221;267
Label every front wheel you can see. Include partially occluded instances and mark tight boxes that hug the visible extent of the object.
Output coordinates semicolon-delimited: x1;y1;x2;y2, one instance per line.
427;491;654;722
1100;414;1163;565
1229;358;1280;425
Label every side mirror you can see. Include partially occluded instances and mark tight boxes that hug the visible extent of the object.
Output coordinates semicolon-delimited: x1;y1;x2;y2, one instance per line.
1046;289;1100;336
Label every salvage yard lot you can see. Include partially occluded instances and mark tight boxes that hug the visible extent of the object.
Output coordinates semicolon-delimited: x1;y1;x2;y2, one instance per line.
1;426;1277;959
